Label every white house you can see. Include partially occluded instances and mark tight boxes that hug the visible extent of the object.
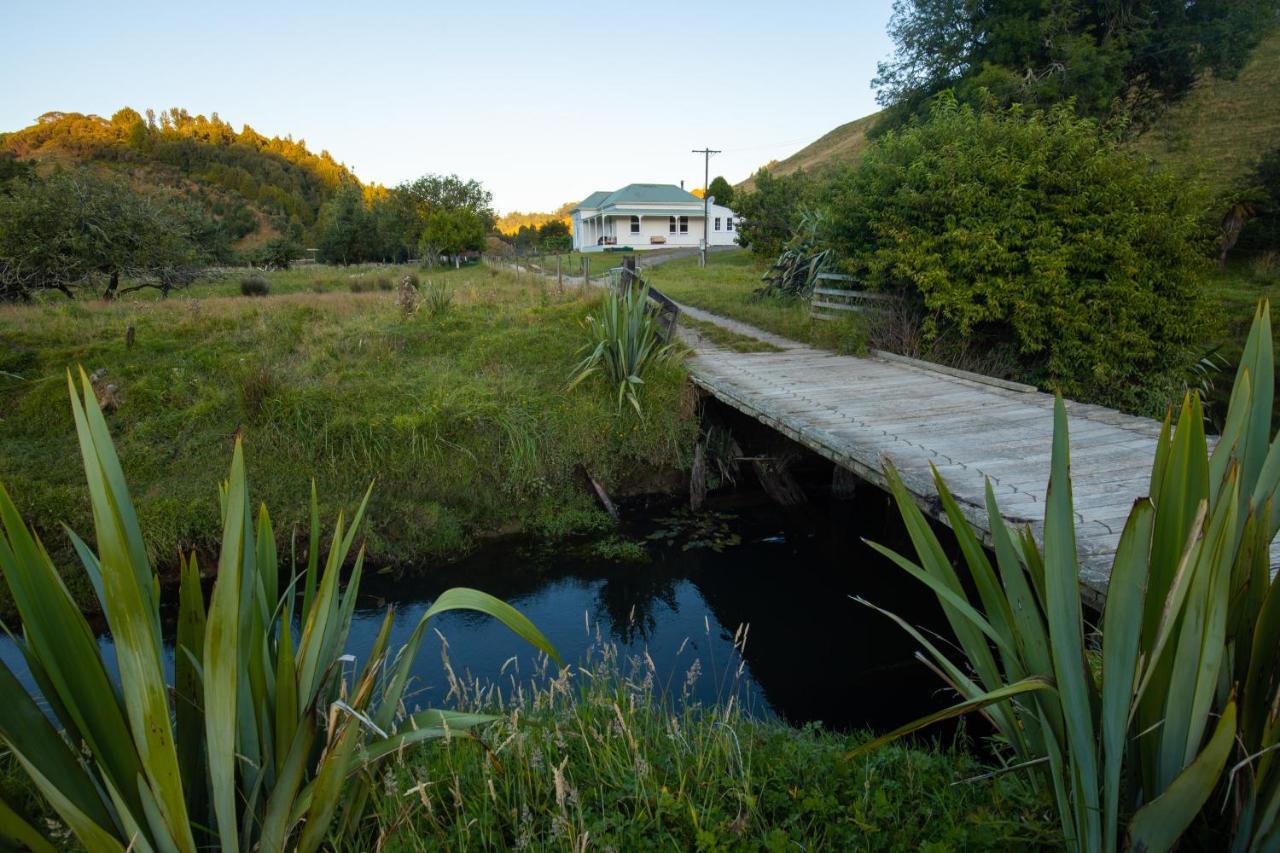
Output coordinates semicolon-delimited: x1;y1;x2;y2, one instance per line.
570;183;739;252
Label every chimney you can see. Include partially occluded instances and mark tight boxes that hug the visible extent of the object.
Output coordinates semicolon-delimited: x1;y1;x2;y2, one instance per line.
680;180;684;189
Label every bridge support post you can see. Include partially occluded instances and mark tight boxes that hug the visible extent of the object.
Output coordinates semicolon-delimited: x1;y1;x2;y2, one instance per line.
832;466;859;500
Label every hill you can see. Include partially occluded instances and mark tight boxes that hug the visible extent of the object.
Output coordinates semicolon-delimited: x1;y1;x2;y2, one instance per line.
496;202;574;236
742;25;1280;201
1131;26;1280;201
738;112;881;192
0;108;360;251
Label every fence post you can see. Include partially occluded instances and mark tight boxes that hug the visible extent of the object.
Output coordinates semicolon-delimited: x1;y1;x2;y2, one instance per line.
557;254;562;289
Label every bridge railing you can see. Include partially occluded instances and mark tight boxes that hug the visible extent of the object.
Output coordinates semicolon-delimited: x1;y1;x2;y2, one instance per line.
606;265;680;344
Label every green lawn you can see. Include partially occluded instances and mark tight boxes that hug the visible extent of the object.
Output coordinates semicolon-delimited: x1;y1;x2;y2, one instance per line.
646;249;867;353
0;263;695;612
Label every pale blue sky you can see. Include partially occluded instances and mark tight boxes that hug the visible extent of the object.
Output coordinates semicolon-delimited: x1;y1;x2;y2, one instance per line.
1;1;896;213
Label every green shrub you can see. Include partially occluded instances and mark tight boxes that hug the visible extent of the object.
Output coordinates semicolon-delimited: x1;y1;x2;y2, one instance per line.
348;279;368;293
732;168;816;259
239;274;270;297
827;94;1212;414
372;275;393;291
420;279;452;318
568;282;674;415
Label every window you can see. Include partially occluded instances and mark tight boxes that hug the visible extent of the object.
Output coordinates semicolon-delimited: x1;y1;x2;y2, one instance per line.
630;215;640;234
679;216;689;234
726;217;734;231
714;217;721;231
669;216;676;234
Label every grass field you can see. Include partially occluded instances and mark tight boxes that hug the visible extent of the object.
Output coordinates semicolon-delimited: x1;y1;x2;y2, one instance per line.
645;250;867;353
0;263;695;612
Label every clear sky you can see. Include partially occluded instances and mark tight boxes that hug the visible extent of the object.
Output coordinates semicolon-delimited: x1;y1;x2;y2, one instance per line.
1;0;896;213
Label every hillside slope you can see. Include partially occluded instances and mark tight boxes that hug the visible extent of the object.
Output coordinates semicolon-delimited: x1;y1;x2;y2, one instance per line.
1131;26;1280;200
0;108;358;249
738;112;881;191
742;25;1279;199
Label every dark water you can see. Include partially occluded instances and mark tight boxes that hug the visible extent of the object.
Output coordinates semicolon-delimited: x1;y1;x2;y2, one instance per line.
1;488;957;734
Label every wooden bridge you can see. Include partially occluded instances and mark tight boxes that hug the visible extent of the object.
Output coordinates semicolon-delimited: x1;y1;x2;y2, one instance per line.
674;302;1280;608
485;251;1276;604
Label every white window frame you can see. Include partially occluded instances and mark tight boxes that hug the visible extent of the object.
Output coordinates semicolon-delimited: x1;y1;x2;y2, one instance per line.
678;215;689;234
669;216;676;234
714;217;721;231
726;217;734;231
629;215;640;234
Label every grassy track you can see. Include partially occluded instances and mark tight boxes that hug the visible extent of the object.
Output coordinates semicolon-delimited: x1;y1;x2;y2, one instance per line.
645;250;866;353
0;263;695;610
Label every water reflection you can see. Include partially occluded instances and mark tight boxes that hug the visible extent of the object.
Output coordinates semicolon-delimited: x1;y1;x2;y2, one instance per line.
0;487;956;733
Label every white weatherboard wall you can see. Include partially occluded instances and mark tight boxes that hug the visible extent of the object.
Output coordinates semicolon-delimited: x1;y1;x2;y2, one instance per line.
705;201;738;247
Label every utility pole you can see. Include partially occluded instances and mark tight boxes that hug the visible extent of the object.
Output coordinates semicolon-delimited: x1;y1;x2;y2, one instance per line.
692;147;720;268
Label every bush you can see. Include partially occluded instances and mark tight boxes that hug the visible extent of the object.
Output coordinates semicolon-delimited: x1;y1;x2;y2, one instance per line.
420;279;452;319
239;274;270;296
348;279;368;293
569;282;673;414
372;275;393;291
733;168;816;259
827;94;1212;414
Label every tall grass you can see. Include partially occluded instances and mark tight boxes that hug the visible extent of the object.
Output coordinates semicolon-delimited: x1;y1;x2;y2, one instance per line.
0;263;696;616
0;370;561;850
858;299;1280;851
358;616;1055;850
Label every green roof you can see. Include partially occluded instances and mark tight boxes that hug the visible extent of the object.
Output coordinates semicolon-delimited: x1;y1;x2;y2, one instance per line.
572;191;611;211
583;207;706;218
573;183;702;213
598;183;702;206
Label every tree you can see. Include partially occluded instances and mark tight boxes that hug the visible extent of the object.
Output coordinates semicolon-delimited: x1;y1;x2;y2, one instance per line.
826;94;1211;413
397;174;494;226
732;169;816;259
707;175;735;208
872;0;1280;125
537;219;571;252
315;182;373;265
255;235;303;270
420;208;486;268
0;168;211;300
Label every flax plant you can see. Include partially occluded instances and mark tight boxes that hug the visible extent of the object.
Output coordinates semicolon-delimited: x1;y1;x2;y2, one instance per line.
854;300;1280;851
0;368;562;851
568;281;673;415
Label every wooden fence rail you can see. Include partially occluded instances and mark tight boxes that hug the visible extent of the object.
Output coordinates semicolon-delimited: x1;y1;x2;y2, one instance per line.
809;272;898;320
606;259;680;344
